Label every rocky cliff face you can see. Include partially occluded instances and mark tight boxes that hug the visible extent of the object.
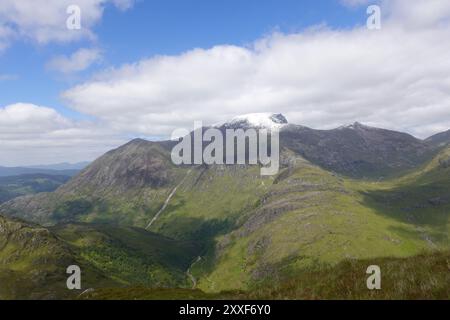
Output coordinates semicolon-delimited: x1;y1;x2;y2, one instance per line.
58;139;178;194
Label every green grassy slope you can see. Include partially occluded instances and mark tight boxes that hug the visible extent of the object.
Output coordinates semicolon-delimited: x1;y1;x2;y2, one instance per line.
149;165;272;240
45;145;448;294
193;148;450;292
0;171;189;228
80;251;449;300
246;250;450;300
0;215;114;299
0;215;202;299
359;146;450;251
1;143;448;297
52;223;201;288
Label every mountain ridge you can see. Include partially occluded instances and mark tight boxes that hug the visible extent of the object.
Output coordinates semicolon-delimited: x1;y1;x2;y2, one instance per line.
0;122;449;297
1;118;449;227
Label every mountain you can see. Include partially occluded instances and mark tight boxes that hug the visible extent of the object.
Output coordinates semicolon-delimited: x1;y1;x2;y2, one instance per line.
0;139;185;226
426;129;450;147
58;139;178;194
0;166;80;177
281;121;436;178
220;114;437;178
0;116;446;226
0;115;449;297
221;113;288;130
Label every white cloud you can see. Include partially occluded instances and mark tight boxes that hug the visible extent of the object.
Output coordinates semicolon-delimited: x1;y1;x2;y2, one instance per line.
0;0;134;46
47;48;102;73
63;0;450;139
3;0;450;166
0;24;14;51
0;103;125;166
0;103;71;133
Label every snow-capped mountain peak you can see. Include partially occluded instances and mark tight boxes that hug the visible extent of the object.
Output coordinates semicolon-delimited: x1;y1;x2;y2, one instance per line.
222;113;288;130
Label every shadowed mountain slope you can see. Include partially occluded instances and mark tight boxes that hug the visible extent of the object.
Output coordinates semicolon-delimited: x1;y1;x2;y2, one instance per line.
281;122;436;178
426;129;450;147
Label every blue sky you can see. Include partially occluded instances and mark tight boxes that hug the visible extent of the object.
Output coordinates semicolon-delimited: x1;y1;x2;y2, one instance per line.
0;0;367;117
1;0;450;166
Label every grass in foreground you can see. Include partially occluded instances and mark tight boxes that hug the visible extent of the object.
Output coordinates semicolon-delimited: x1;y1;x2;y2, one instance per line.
80;251;449;300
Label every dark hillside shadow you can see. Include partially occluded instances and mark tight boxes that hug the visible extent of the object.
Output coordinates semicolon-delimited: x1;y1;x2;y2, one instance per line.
360;181;449;246
360;182;449;227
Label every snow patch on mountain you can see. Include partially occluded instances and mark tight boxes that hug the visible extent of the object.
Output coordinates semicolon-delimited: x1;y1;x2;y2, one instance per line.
337;122;379;131
222;113;288;130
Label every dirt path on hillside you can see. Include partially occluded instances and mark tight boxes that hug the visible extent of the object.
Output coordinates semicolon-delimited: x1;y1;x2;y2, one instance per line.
186;256;202;289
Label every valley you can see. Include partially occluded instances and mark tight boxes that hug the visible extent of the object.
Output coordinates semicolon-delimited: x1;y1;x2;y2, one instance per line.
0;116;449;299
0;174;70;204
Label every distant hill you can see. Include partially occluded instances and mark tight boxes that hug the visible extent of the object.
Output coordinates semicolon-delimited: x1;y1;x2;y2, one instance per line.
0;166;80;177
27;162;90;171
0;173;71;204
426;129;450;147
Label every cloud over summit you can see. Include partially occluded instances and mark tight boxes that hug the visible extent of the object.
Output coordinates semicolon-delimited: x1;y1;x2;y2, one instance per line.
63;0;450;138
1;0;450;165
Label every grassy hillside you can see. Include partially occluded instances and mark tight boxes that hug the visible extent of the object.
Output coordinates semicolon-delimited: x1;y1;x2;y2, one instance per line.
0;141;448;297
52;223;201;288
4;147;447;295
246;250;450;300
149;165;272;240
80;251;449;300
0;215;202;299
193;148;450;292
0;215;115;299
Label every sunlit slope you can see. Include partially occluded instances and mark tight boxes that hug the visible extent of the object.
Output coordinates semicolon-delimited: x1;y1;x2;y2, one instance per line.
0;141;448;295
148;165;272;241
246;250;450;300
0;215;115;299
193;150;450;292
357;146;450;249
79;251;450;300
